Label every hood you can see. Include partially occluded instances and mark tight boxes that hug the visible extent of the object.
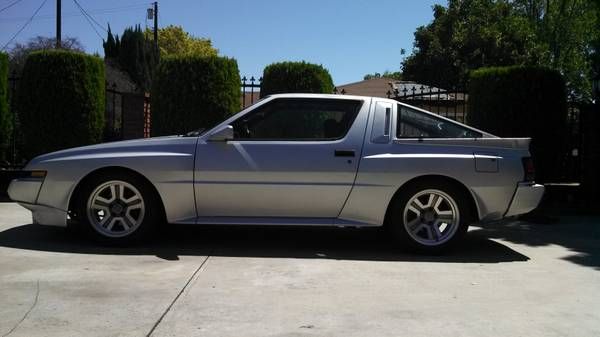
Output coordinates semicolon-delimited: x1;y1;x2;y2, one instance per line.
27;135;196;166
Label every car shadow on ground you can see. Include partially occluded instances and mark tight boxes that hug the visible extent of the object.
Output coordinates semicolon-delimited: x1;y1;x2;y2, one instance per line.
0;222;530;263
474;215;600;270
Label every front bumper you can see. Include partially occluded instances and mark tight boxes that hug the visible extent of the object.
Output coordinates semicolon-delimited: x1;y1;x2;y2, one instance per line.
7;177;43;204
505;183;545;217
17;202;68;227
8;177;68;227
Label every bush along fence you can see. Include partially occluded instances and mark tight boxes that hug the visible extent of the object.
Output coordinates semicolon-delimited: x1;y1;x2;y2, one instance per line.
151;55;240;136
17;50;105;160
468;66;568;184
0;53;9;165
5;75;150;167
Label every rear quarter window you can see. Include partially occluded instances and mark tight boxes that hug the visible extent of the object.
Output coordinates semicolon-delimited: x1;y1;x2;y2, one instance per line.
396;105;482;138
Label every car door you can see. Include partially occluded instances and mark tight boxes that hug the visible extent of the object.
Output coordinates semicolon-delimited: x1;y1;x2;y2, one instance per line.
194;97;370;220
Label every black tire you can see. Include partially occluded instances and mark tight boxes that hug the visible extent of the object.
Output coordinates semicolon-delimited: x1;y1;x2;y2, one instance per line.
387;179;472;253
72;171;161;245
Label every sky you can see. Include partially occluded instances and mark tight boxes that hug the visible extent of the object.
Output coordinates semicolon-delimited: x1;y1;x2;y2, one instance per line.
0;0;445;85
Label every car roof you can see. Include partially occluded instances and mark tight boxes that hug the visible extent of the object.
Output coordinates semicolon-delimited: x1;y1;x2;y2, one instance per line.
267;93;387;102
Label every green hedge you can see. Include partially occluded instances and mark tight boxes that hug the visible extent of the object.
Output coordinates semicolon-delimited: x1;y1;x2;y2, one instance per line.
467;66;567;183
260;61;334;98
17;50;105;158
151;56;240;136
0;53;9;162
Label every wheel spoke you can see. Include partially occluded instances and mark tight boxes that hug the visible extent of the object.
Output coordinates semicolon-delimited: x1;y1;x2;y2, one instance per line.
408;204;421;216
115;184;124;201
433;196;443;212
431;223;442;241
125;212;138;227
93;199;110;208
423;226;433;240
411;223;426;236
108;185;116;201
406;218;422;231
437;211;454;219
425;193;437;208
103;215;117;230
412;198;426;211
125;195;142;207
121;216;133;230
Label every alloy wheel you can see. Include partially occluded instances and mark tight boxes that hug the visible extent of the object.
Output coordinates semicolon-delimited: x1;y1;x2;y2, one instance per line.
86;180;146;238
402;189;460;246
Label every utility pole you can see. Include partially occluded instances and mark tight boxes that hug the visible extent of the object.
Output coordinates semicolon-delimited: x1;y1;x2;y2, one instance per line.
56;0;61;48
153;2;158;50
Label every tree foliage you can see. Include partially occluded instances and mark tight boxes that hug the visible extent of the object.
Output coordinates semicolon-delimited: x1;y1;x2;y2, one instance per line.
103;25;158;91
363;71;403;80
17;50;105;158
0;53;9;162
8;36;84;75
151;56;240;136
468;66;567;182
260;61;334;98
144;25;218;58
402;0;598;100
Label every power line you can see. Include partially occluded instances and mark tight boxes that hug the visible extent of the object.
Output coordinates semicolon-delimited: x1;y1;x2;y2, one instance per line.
0;5;150;23
1;0;48;51
0;0;24;14
72;0;108;33
72;0;104;40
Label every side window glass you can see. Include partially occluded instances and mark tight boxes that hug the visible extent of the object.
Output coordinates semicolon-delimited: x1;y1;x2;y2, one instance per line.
231;98;362;140
396;105;481;138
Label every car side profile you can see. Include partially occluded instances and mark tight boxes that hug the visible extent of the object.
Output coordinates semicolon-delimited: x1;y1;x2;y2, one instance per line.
8;94;544;251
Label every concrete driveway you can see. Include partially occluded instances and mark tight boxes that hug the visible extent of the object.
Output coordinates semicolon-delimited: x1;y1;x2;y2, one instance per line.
0;202;599;337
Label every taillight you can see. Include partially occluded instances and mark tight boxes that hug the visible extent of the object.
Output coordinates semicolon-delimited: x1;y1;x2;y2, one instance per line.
522;157;535;182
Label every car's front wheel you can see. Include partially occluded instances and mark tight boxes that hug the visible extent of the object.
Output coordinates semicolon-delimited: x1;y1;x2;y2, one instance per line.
388;181;471;253
74;172;160;244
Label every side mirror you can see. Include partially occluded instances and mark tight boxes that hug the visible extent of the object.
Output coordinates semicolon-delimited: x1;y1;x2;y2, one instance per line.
208;125;234;142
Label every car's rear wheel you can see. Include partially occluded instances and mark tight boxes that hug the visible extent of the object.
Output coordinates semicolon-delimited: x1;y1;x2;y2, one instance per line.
388;181;471;253
74;172;160;244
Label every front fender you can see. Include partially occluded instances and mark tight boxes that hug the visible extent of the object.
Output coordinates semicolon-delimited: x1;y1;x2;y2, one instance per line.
25;136;198;224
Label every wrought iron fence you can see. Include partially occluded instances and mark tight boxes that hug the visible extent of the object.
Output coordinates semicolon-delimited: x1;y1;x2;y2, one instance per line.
241;76;262;109
387;83;468;123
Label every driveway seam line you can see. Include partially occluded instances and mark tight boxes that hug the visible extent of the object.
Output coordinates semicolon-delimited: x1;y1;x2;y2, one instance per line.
2;280;40;337
146;253;212;337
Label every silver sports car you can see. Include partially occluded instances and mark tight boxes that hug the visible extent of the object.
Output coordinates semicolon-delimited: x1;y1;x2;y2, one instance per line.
8;94;544;251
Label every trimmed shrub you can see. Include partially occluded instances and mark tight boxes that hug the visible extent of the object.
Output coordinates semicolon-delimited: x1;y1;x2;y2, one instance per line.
17;50;105;158
0;53;9;162
467;66;568;183
260;61;334;98
151;56;240;136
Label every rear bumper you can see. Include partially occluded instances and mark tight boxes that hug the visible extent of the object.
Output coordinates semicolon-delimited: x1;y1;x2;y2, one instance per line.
505;183;545;217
